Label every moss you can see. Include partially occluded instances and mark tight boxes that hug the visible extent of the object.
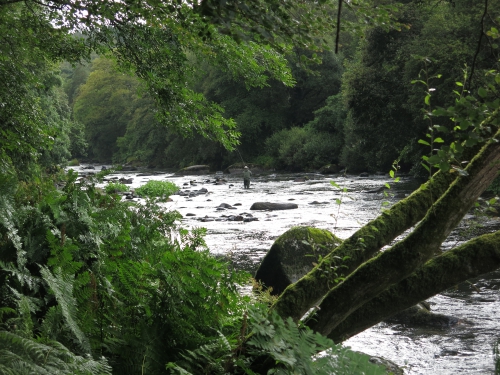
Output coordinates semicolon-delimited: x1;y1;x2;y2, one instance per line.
273;170;457;322
328;230;500;342
255;227;342;295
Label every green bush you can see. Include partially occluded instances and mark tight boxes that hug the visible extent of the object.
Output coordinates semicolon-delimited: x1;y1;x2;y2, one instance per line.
104;182;129;194
167;303;388;375
252;155;275;169
135;180;178;200
67;159;80;166
0;170;248;374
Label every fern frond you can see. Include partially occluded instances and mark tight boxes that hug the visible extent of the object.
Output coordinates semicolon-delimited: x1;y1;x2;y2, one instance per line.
40;266;91;354
0;331;111;375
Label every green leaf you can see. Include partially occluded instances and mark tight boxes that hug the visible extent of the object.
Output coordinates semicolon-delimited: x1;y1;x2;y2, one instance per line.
478;87;488;98
330;181;340;189
418;139;430;146
434;137;445;143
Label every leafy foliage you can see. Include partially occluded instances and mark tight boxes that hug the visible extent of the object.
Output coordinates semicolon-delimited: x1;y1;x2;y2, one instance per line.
104;182;129;194
135;180;179;201
167;303;387;375
0;170;249;374
0;331;111;375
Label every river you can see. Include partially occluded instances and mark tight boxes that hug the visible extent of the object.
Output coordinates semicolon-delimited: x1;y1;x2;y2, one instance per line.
74;165;500;374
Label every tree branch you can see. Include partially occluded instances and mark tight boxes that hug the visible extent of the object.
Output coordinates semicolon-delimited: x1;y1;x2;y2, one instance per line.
308;127;500;336
335;0;342;54
328;229;500;342
272;169;456;322
467;0;488;90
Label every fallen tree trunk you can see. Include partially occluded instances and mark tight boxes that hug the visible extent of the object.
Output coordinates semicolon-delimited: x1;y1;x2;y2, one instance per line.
272;170;456;321
327;229;500;342
307;134;500;336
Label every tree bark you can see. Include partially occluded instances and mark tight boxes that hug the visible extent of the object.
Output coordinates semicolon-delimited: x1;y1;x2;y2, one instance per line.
307;134;500;336
272;170;456;321
327;229;500;342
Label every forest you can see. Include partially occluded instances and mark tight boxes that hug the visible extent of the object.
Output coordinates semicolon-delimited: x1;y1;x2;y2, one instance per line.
1;0;500;374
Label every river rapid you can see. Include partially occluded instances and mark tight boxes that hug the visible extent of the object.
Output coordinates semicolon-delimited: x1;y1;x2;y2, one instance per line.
73;165;500;374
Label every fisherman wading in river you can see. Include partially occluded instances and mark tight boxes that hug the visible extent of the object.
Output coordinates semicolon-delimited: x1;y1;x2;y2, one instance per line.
243;166;252;189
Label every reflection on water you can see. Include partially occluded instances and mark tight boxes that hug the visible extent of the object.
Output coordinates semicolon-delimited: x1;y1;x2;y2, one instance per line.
73;166;499;374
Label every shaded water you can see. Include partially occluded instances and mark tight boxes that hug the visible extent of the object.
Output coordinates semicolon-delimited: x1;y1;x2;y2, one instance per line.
75;166;500;374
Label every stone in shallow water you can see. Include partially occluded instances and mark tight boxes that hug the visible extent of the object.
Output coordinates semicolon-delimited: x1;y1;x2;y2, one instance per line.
250;202;298;210
385;302;459;327
254;226;342;295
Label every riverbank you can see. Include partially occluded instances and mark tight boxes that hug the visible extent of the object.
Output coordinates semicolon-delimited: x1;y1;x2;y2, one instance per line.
71;165;500;374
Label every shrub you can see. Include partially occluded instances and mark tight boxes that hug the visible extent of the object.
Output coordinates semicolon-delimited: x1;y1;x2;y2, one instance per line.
265;127;341;171
135;180;178;201
104;182;129;194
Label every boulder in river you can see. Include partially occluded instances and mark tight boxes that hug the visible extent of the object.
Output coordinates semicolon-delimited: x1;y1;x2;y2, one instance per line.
385;302;460;327
175;165;210;175
250;202;298;210
119;178;134;184
254;226;342;295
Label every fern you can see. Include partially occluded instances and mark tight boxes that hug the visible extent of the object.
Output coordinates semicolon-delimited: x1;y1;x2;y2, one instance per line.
244;304;387;375
40;266;91;354
0;166;22;252
0;331;111;375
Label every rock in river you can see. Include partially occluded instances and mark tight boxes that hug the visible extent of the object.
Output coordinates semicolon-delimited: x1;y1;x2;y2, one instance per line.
254;226;342;295
250;202;298;210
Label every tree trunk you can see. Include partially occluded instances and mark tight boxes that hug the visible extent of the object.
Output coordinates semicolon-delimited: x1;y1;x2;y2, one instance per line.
272;170;456;321
307;134;500;336
327;229;500;342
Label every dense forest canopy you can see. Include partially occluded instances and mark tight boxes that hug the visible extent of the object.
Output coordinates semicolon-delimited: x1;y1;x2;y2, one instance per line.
2;0;500;374
40;0;497;174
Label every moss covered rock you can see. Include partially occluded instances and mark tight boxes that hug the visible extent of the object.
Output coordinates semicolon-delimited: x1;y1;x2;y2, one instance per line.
385;302;459;327
255;226;342;295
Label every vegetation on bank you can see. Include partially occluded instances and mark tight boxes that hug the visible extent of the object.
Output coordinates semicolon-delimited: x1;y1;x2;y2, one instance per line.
135;180;179;201
60;2;498;175
2;0;500;373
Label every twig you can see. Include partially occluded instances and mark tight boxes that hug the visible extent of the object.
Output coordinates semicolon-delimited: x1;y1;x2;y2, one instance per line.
467;0;488;90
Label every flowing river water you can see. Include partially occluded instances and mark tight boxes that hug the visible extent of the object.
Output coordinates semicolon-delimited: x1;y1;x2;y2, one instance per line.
74;165;500;374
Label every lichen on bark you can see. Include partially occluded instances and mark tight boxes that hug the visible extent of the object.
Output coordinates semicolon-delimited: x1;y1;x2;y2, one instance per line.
327;229;500;342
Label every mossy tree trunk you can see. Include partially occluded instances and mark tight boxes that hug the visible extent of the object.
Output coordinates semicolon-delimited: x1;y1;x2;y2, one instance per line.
327;230;500;342
270;131;500;338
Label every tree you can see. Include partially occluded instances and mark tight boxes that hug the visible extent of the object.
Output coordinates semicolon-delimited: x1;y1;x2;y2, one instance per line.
269;52;500;341
73;58;141;162
6;0;500;373
339;0;499;173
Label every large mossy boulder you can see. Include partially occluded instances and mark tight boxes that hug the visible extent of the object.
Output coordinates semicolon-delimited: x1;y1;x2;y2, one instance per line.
255;226;342;295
